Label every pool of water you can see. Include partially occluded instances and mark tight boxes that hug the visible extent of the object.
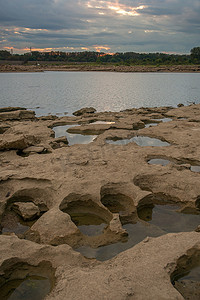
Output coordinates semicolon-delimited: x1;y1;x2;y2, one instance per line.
180;266;200;282
151;118;172;122
191;166;200;173
145;123;158;128
75;204;200;261
138;204;200;233
70;213;107;236
1;275;51;300
107;136;170;146
148;158;170;166
173;265;200;300
53;125;97;145
1;211;34;236
75;221;164;261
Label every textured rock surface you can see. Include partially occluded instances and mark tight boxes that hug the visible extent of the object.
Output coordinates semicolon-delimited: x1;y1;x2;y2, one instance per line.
12;202;40;220
73;107;96;116
0;105;200;299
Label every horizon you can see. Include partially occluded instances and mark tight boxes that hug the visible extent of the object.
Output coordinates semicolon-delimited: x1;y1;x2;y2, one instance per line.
1;48;192;56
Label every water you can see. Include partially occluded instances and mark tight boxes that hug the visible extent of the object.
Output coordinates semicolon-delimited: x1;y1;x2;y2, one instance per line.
138;204;200;233
76;222;164;261
1;211;34;236
53;125;97;145
148;158;170;166
70;213;107;236
173;265;200;300
107;136;170;146
191;166;200;173
1;276;51;300
151;118;172;122
75;205;200;261
145;123;158;128
0;72;200;116
179;266;200;282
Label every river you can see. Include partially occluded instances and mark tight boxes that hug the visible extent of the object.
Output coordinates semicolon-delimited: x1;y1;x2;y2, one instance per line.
0;71;199;116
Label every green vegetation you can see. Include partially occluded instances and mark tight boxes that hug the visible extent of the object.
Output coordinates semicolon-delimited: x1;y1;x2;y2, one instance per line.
0;47;199;65
190;47;200;63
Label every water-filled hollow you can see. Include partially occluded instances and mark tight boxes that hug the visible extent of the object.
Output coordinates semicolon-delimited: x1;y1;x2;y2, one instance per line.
106;136;170;146
0;261;55;300
53;124;97;145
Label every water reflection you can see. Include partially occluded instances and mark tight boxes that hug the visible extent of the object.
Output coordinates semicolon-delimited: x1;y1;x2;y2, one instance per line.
0;72;200;117
191;166;200;173
1;276;51;300
107;136;170;146
70;213;107;236
53;125;97;145
138;204;200;233
151;118;172;122
173;265;200;300
1;211;34;236
75;222;163;261
75;204;200;261
148;158;170;166
145;123;158;128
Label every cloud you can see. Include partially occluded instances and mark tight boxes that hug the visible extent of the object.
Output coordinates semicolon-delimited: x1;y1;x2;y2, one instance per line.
0;0;199;53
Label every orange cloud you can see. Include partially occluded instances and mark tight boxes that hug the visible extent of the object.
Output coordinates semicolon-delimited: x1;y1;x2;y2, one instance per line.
93;45;111;52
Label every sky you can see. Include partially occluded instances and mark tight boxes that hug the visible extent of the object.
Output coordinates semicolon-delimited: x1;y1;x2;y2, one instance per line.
0;0;200;54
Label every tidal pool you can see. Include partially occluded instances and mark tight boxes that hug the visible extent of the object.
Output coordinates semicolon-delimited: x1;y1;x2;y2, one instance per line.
191;166;200;173
145;123;158;128
53;125;97;145
107;136;170;146
75;221;164;261
1;211;34;236
75;204;200;261
0;275;51;300
151;118;172;122
70;213;107;236
137;204;200;233
173;265;200;300
148;158;170;166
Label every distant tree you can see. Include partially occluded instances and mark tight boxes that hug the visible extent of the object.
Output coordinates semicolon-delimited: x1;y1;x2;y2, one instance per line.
0;50;11;60
190;47;200;62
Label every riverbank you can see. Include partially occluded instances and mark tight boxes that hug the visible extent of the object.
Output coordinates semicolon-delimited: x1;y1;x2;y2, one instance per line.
0;104;200;299
0;63;200;73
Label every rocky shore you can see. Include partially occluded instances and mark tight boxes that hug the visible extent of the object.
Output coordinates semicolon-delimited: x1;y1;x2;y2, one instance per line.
0;104;200;299
0;63;200;73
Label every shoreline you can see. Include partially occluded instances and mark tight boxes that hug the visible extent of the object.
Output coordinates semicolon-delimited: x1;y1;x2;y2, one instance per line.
0;63;200;73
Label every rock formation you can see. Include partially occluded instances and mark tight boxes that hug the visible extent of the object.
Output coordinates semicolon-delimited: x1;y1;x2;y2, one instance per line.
0;104;200;299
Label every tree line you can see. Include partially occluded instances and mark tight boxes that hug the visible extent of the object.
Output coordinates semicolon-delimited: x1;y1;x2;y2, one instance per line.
0;47;199;64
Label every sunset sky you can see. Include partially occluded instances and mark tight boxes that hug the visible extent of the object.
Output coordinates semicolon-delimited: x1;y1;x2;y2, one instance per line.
0;0;199;54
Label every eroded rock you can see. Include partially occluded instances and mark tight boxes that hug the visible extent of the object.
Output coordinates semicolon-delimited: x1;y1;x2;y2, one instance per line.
1;104;200;299
24;208;80;246
73;107;96;116
12;202;40;221
0;109;35;121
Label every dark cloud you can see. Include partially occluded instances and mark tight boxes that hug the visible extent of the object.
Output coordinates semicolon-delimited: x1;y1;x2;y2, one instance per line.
0;0;199;53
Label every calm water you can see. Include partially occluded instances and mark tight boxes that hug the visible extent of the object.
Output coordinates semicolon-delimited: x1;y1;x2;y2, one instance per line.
1;276;51;300
107;136;170;146
0;72;200;116
53;125;97;145
76;205;200;261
